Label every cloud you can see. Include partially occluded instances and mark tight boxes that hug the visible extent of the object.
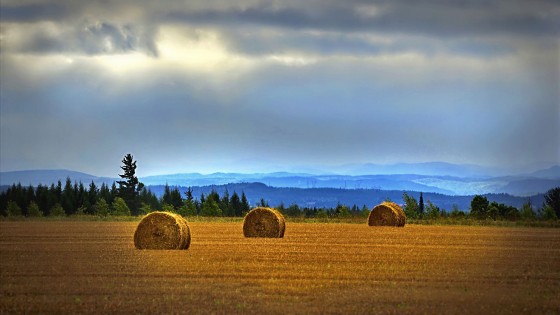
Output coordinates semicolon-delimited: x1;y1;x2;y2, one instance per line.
1;3;69;22
1;49;558;175
2;0;557;60
164;0;559;37
0;0;558;175
2;21;158;56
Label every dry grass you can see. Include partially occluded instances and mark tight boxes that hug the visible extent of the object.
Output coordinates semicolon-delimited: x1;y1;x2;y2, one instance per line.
368;202;406;227
243;207;286;238
1;222;559;314
134;212;191;250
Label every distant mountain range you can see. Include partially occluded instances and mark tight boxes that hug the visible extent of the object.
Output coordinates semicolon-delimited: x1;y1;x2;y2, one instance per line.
1;163;559;197
0;170;117;187
328;161;509;177
137;164;560;197
146;183;544;211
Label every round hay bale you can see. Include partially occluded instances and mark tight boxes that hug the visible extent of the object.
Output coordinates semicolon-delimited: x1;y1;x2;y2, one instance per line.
368;202;406;227
134;211;191;250
243;207;286;238
382;201;407;226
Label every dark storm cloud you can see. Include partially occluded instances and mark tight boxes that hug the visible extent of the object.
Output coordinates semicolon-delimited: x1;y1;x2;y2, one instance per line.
1;3;68;22
156;0;559;59
165;0;559;37
2;0;557;58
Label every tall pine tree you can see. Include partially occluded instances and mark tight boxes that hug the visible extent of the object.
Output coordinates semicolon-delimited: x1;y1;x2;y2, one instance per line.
117;154;144;215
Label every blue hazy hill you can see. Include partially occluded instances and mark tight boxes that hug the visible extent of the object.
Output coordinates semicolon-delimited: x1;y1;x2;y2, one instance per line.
146;182;545;211
0;169;118;186
1;163;558;202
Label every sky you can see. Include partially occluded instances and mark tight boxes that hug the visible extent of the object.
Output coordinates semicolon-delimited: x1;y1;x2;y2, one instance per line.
1;0;559;177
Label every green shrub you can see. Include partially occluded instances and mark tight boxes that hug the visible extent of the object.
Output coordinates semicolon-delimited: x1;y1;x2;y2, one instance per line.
201;199;222;216
177;205;195;217
112;197;131;216
335;204;351;218
7;201;22;217
50;203;65;216
139;202;152;215
520;202;536;220
540;205;558;221
161;203;175;212
96;198;110;216
27;201;42;217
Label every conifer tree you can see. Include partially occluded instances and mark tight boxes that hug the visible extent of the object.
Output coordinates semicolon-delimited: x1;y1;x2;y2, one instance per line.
62;177;75;215
241;191;250;215
230;191;242;217
99;183;111;205
184;187;194;203
110;182;118;204
88;181;98;213
139;186;160;211
419;192;425;217
117;154;144;215
221;189;230;216
162;183;172;206
200;193;206;207
181;187;196;216
55;180;62;201
544;187;560;218
77;182;86;210
36;184;49;214
170;187;183;210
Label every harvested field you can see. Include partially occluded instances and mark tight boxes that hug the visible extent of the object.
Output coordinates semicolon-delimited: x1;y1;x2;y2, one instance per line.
1;221;559;314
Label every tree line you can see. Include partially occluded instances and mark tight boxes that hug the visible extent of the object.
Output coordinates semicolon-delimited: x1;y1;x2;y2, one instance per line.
0;154;371;219
0;178;365;218
401;190;559;221
1;154;559;221
2;180;558;221
0;154;251;217
0;177;370;218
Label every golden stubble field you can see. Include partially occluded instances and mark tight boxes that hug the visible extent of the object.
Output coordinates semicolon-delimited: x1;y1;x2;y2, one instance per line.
1;221;559;314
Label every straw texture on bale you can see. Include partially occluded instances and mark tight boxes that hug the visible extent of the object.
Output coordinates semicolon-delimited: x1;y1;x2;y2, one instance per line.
368;202;406;227
382;201;407;226
243;207;286;238
134;211;191;250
